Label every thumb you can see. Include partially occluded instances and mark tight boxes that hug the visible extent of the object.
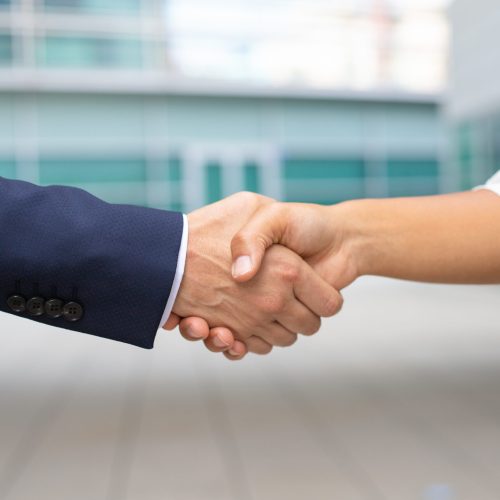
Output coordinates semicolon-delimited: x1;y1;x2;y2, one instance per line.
231;203;289;282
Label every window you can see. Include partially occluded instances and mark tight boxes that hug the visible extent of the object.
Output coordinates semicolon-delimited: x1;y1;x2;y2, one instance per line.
283;156;365;204
0;34;13;65
386;158;439;197
0;0;11;7
43;0;140;14
387;178;439;197
205;163;222;203
457;123;473;190
0;160;16;179
284;157;365;180
387;159;439;178
39;158;147;184
38;36;143;68
244;163;260;193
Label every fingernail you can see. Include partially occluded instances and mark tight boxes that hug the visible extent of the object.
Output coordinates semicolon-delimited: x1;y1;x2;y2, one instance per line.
213;335;230;348
186;325;204;339
228;348;240;356
232;255;252;278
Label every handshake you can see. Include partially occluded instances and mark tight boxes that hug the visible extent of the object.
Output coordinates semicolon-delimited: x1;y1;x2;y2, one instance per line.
164;186;500;359
1;177;496;351
165;191;359;360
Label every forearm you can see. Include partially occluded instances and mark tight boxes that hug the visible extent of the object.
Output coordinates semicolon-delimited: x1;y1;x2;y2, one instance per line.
339;190;500;284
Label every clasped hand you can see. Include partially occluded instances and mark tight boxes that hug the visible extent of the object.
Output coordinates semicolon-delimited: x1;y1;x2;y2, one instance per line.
164;192;348;360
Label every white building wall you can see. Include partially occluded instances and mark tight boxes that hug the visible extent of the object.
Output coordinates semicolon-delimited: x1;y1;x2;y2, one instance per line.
448;0;500;120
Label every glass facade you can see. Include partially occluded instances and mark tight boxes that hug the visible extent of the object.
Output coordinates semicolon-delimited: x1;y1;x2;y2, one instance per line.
454;117;500;191
2;0;157;70
205;163;223;204
244;163;259;193
0;34;13;65
0;91;443;211
38;36;143;68
43;0;141;14
0;159;16;178
386;159;439;178
39;158;147;184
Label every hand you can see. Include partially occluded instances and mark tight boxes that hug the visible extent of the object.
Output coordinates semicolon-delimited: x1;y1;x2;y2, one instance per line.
164;194;343;358
230;201;359;290
175;200;356;358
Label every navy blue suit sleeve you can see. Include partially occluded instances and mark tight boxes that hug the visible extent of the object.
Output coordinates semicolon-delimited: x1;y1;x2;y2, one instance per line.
0;177;184;349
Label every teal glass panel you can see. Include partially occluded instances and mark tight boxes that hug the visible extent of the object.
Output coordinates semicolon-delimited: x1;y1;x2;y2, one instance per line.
492;117;500;173
244;163;259;193
283;157;365;204
0;0;11;8
387;178;439;197
0;34;13;65
43;0;140;14
39;36;143;68
457;123;473;190
387;159;439;178
149;157;183;182
168;202;184;212
0;159;16;178
39;158;147;184
169;157;182;182
75;183;147;206
284;157;364;180
205;163;222;204
284;179;365;204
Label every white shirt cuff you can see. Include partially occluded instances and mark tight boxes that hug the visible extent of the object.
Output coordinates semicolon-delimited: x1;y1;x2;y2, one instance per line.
474;170;500;196
158;214;189;329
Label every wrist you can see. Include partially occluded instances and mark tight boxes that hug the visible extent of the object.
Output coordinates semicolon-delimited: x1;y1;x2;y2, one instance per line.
329;199;380;278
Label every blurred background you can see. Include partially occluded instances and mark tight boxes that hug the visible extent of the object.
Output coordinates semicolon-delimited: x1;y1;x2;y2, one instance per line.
1;1;500;499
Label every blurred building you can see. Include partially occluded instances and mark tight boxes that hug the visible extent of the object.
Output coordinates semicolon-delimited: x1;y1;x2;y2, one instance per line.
448;0;500;190
0;0;447;211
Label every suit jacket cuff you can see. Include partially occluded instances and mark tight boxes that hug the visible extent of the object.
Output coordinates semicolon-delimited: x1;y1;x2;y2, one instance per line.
158;214;188;329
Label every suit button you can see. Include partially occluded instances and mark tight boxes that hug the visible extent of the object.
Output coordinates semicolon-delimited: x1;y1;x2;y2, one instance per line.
26;297;45;316
63;302;83;322
7;295;26;313
45;299;64;319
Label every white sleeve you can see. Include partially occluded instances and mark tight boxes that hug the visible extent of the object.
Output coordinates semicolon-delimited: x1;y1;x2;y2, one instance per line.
158;214;189;329
474;170;500;196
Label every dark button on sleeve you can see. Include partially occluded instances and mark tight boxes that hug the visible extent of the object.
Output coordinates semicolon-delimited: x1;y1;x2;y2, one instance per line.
7;295;26;313
45;298;64;318
26;297;45;316
63;302;84;322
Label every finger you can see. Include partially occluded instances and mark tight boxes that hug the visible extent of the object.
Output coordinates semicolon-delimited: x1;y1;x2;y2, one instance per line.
204;327;236;353
293;262;344;318
224;340;248;361
256;322;298;347
231;203;290;282
245;336;273;355
163;313;181;330
278;301;321;336
178;317;210;341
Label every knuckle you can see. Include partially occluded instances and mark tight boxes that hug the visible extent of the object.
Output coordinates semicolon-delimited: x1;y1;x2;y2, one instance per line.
258;344;273;355
235;191;270;209
235;191;259;203
278;333;298;347
248;340;273;355
323;293;343;317
258;295;286;314
231;231;249;249
279;263;300;283
302;317;321;336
